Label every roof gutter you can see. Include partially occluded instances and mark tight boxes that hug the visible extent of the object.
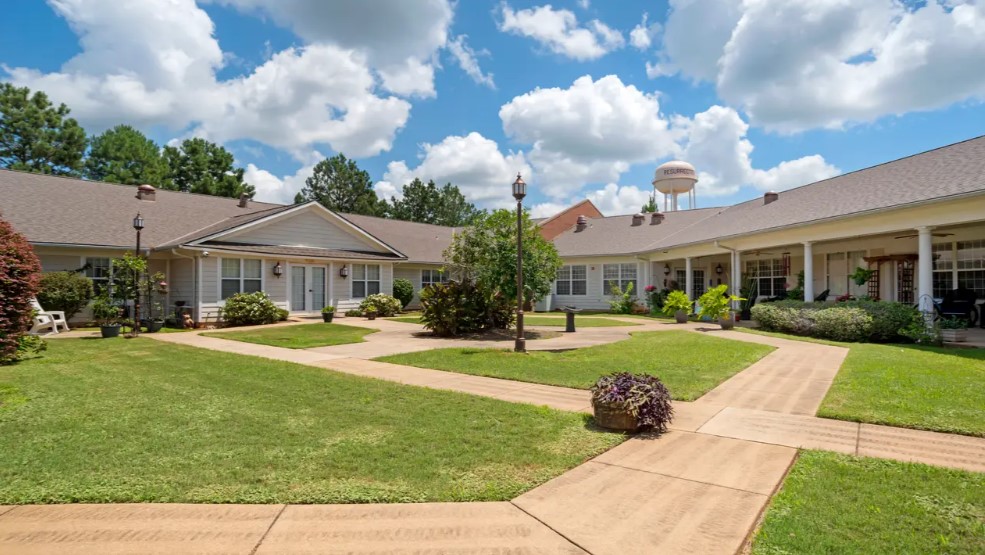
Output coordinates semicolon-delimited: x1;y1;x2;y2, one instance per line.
179;244;406;262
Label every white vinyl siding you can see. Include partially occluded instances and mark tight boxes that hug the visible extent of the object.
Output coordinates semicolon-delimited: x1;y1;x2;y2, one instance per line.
555;265;587;295
225;210;384;252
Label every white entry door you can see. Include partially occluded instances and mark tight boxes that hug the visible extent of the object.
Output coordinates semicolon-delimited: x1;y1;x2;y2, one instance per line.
290;265;327;312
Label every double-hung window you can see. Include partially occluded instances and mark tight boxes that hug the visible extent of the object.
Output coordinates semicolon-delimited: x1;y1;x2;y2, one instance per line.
221;258;262;300
746;259;786;297
555;265;587;295
603;263;637;294
956;240;985;298
421;268;442;288
352;264;381;298
85;257;112;295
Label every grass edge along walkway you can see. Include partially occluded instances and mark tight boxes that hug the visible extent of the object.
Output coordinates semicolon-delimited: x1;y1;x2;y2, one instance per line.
377;330;774;401
0;338;624;504
202;322;378;349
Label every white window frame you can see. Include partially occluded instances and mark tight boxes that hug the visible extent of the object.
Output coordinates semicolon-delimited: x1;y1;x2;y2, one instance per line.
84;257;113;296
421;268;443;288
555;264;587;296
218;257;264;301
351;263;382;299
603;263;637;295
746;258;786;298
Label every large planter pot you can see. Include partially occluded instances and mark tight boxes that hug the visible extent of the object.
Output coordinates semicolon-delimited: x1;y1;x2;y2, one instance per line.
100;324;121;338
674;310;688;324
366;314;377;321
719;313;735;330
142;319;164;333
942;328;967;342
592;402;640;432
322;313;335;323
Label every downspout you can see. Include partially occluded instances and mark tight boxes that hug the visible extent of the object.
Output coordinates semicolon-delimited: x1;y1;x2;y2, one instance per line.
171;249;198;323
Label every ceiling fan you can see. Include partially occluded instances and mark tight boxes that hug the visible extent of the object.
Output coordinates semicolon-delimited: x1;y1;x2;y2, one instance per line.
893;232;954;239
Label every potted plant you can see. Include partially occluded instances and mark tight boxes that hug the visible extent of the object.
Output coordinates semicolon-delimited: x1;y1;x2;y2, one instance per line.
321;305;336;323
698;284;744;330
365;306;378;321
662;290;692;323
91;294;123;338
739;278;758;321
850;267;876;287
591;372;674;433
940;317;968;342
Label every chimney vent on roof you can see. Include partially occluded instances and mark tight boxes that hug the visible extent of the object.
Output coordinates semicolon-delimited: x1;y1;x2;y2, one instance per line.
136;184;156;201
631;213;645;226
650;212;665;225
575;215;588;232
238;192;250;208
764;191;779;205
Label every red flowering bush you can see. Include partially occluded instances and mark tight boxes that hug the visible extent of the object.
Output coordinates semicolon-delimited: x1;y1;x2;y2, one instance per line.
0;216;42;364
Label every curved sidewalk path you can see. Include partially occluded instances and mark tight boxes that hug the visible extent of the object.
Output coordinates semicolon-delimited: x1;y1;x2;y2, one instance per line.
5;317;984;555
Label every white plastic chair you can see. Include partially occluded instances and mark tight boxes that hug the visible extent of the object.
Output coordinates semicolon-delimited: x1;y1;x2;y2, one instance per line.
31;298;70;332
28;313;57;335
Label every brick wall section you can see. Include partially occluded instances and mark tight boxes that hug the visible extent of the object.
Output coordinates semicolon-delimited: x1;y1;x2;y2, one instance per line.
538;200;604;240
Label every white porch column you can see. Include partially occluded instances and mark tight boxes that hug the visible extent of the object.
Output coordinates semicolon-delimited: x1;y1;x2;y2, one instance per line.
732;250;742;310
685;257;693;300
803;241;814;302
917;226;934;314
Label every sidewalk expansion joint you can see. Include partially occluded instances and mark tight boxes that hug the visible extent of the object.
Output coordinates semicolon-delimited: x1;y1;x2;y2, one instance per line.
248;503;287;555
508;501;592;555
588;459;773;497
0;506;18;519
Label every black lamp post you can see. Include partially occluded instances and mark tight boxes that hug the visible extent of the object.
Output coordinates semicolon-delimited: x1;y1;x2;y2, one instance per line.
132;213;144;337
512;173;527;353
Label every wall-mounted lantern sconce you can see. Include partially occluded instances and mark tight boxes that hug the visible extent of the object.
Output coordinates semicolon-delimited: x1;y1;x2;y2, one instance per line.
339;264;349;279
272;262;283;278
663;266;671;276
715;263;724;275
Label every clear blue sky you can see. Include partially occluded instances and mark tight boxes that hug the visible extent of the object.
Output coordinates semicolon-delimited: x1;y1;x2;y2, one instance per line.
2;0;983;216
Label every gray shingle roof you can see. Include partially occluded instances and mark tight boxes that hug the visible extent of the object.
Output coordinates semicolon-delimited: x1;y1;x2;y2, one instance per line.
554;135;985;256
339;213;456;264
0;169;282;249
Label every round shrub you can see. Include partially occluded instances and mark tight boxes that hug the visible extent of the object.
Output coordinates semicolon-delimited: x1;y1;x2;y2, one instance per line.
812;307;873;342
591;372;674;433
37;271;94;320
392;278;414;309
222;292;280;326
276;308;290;322
358;293;401;317
419;280;514;337
0;216;42;365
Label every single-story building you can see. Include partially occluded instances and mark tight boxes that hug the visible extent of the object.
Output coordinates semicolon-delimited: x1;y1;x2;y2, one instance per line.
2;135;984;323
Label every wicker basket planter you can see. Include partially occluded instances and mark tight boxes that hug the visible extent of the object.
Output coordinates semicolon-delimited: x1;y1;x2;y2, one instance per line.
592;402;640;432
941;328;967;342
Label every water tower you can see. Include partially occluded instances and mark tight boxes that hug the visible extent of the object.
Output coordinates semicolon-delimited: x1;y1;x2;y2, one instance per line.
652;161;698;211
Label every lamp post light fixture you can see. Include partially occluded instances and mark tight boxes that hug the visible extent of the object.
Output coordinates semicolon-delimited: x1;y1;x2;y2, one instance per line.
132;213;144;337
715;263;724;275
272;262;283;278
512;172;527;353
339;264;349;278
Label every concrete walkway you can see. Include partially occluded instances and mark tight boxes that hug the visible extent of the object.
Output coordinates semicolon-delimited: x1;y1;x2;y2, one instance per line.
7;317;985;554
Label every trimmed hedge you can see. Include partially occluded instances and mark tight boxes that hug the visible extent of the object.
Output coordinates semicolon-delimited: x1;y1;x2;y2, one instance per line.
751;300;921;343
392;278;414;309
37;271;93;320
358;294;402;317
222;292;280;326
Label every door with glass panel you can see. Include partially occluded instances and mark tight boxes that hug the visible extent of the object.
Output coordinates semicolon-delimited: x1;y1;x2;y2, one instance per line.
290;265;327;312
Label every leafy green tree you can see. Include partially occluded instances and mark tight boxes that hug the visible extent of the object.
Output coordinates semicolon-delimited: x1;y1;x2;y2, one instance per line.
387;178;483;226
161;138;254;198
294;153;385;215
443;209;562;305
641;193;657;213
85;125;166;185
0;83;87;176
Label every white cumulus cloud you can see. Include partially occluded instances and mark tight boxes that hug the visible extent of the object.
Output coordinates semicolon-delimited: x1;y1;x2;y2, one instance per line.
629;12;661;51
497;3;625;60
447;35;495;88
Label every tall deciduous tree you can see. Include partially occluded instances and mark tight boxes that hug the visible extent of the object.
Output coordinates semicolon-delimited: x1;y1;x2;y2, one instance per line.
443;209;562;305
161;138;254;198
0;83;86;176
387;178;483;226
85;125;166;186
294;154;385;216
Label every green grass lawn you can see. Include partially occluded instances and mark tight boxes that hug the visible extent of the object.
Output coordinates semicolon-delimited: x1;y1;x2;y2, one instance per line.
737;328;985;437
378;331;774;400
388;315;640;327
753;451;985;554
202;322;377;349
0;339;623;504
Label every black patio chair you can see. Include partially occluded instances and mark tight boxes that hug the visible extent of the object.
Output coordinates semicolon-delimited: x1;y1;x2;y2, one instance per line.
814;289;830;302
937;288;979;326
